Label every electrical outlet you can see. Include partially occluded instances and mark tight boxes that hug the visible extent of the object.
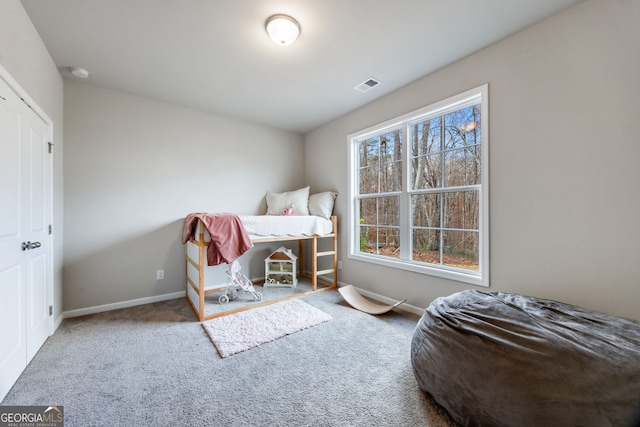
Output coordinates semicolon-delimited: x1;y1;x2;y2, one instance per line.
338;260;343;270
156;270;165;280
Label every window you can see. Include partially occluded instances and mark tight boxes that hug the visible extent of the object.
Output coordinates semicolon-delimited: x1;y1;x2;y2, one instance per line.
348;85;489;286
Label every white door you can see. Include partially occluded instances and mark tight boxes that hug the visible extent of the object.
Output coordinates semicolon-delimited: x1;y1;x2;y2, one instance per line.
0;75;52;401
0;76;26;402
22;90;51;361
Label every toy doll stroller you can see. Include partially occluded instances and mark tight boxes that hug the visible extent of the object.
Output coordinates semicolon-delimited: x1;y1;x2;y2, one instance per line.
218;260;262;304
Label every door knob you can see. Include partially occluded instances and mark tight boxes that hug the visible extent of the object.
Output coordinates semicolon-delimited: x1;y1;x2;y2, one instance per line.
21;241;41;251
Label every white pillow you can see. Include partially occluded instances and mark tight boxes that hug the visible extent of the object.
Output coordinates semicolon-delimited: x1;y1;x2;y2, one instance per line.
309;191;337;219
265;186;310;216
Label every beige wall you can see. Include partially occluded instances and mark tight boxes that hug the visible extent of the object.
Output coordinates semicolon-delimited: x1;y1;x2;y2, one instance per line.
0;0;64;322
63;81;305;311
305;0;640;320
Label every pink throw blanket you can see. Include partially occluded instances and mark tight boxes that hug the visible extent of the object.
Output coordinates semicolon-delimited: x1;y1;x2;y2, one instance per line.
182;213;253;266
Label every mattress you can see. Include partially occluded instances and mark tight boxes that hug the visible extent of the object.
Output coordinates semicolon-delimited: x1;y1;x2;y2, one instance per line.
193;215;333;242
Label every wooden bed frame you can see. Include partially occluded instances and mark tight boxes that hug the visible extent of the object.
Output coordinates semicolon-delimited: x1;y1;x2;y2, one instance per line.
185;216;338;321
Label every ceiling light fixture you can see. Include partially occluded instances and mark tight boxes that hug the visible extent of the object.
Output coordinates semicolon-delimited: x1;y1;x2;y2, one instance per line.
70;67;89;79
265;14;300;46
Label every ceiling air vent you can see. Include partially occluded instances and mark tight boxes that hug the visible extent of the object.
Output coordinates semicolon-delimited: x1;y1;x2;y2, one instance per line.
354;77;381;93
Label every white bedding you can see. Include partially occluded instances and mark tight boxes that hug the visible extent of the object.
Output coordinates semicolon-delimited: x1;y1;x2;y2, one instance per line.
240;215;333;238
193;215;333;242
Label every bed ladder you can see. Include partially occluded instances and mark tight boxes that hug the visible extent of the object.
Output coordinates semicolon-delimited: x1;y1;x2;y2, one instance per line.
303;216;338;291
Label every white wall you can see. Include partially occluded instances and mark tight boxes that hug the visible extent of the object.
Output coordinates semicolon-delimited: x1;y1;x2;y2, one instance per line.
305;0;640;320
64;82;305;311
0;0;64;321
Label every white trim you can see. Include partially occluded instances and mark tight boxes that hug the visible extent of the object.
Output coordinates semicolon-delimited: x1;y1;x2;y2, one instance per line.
47;109;55;337
348;84;489;287
350;252;487;287
0;64;52;125
63;291;186;318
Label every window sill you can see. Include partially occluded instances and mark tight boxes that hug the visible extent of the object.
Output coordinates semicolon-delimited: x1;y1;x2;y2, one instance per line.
348;252;489;287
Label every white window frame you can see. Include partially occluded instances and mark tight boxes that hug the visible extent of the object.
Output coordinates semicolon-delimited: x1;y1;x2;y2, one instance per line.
347;84;489;287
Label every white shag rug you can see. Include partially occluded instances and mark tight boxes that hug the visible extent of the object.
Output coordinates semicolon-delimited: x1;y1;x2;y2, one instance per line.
202;299;332;357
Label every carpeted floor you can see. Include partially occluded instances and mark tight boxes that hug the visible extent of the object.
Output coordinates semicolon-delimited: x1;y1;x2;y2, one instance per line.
1;288;458;427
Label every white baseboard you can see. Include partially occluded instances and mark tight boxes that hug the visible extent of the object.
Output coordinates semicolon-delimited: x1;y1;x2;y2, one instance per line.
63;291;186;319
54;313;64;330
61;285;424;319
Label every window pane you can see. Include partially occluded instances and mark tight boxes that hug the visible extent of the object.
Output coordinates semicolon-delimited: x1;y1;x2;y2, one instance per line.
359;129;402;195
377;226;400;258
410;117;441;156
359;165;379;194
359;197;399;227
381;161;402;192
359;198;377;225
443;230;479;270
412;229;441;264
411;117;441;190
465;105;482;146
412;193;440;228
444;146;481;187
379;130;401;163
443;191;479;231
359;196;400;257
378;196;399;226
380;130;402;192
359;225;376;254
359;226;400;258
444;105;480;151
359;138;379;167
411;154;441;190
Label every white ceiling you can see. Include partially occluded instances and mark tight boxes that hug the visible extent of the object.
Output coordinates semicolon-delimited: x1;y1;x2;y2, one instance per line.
21;0;584;134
